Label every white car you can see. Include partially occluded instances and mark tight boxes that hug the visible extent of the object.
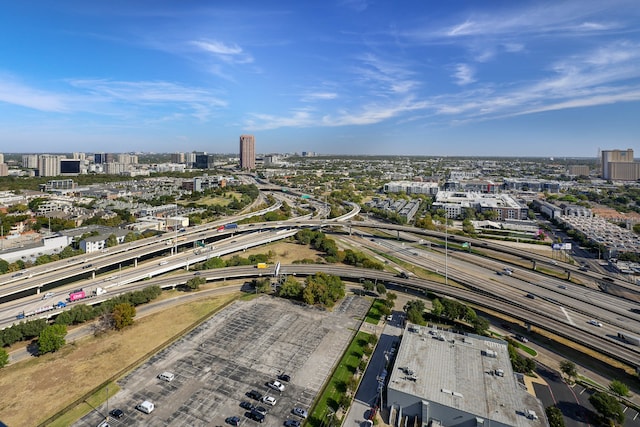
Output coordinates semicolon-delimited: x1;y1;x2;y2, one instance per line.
267;380;285;392
588;319;603;327
261;395;277;406
41;292;55;300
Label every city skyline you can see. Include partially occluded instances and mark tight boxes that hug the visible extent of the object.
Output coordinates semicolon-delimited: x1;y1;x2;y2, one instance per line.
0;1;639;157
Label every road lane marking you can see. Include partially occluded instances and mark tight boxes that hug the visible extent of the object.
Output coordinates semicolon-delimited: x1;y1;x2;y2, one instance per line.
560;306;575;325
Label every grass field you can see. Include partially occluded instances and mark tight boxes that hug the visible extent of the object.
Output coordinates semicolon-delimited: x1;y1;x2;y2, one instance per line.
308;331;373;427
0;291;240;426
365;299;385;324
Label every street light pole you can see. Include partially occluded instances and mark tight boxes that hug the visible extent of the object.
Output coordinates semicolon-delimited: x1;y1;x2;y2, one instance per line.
445;218;448;285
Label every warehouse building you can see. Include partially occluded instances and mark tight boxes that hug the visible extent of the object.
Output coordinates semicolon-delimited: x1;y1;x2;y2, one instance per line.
386;325;547;427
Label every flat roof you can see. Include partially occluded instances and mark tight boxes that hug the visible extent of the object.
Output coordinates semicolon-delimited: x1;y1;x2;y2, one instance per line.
388;324;545;427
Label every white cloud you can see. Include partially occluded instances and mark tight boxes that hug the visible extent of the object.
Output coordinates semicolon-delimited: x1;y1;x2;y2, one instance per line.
0;76;69;112
303;92;338;101
190;39;254;64
453;64;476;86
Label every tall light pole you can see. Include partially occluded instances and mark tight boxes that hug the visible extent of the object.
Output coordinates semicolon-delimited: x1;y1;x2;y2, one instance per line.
445;217;448;285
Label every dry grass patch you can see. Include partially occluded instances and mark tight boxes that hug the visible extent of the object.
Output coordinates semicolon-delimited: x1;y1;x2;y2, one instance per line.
0;292;239;427
233;240;324;264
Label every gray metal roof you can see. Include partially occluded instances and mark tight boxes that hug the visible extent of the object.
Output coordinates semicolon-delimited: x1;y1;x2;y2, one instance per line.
388;324;546;427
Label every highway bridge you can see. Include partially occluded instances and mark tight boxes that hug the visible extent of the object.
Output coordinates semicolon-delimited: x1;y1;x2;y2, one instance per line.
1;209;638;372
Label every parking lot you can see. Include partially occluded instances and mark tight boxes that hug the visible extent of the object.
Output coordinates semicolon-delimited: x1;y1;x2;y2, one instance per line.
74;294;372;427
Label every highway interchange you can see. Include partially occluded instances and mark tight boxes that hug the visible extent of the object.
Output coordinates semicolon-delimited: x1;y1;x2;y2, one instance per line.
1;193;639;372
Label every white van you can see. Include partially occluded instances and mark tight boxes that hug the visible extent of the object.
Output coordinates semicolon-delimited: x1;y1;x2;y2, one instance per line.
158;371;175;382
136;400;155;414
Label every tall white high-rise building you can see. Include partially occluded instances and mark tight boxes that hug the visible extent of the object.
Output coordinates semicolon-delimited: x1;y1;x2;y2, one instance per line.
22;154;39;169
38;154;65;177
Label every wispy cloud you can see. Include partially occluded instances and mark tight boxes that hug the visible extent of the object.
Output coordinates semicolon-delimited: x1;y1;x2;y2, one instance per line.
432;40;640;120
302;92;338;102
191;39;254;64
453;64;476;86
0;75;69;112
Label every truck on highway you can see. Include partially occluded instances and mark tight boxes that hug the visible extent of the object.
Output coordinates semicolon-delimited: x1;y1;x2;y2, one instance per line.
16;301;67;319
225;223;238;230
617;331;640;346
68;289;86;302
256;263;268;269
94;287;107;296
217;225;225;232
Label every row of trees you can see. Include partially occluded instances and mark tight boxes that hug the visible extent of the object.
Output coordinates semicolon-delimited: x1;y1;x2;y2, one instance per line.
277;272;346;308
0;286;161;352
402;297;490;336
294;229;385;268
197;251;274;271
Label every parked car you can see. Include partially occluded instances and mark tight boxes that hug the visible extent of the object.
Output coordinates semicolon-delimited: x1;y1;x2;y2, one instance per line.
262;396;277;406
267;380;285;392
247;390;262;401
158;371;175;382
240;401;255;410
285;420;301;427
226;416;241;426
277;373;291;382
292;407;308;419
247;411;265;423
253;406;268;416
109;408;124;419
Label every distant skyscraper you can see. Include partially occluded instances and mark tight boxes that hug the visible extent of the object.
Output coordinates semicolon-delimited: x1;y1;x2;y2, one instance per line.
22;154;39;169
601;149;637;180
239;134;255;170
171;152;185;163
38;154;64;177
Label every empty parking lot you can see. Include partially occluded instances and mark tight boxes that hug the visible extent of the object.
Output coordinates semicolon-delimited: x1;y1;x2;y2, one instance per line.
75;294;371;426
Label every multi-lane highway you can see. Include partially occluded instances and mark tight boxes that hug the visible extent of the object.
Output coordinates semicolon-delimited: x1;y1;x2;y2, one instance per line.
1;213;638;371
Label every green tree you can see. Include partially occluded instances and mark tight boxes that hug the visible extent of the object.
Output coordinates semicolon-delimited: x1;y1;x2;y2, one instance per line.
38;324;67;354
589;391;625;426
112;303;136;330
404;300;425;325
559;360;578;383
376;283;387;295
0;347;9;368
106;234;118;247
545;406;565;427
254;278;272;293
472;316;490;335
0;258;8;274
278;277;303;299
185;277;206;291
361;280;375;293
431;298;444;317
609;380;630;400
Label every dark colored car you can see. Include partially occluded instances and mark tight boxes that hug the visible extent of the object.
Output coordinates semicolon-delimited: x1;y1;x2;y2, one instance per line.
247;390;262;400
246;411;265;423
240;401;255;410
285;420;301;427
277;373;291;382
109;408;124;419
226;416;241;426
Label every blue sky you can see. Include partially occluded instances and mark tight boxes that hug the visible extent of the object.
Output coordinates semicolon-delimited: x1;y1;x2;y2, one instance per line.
1;1;639;157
